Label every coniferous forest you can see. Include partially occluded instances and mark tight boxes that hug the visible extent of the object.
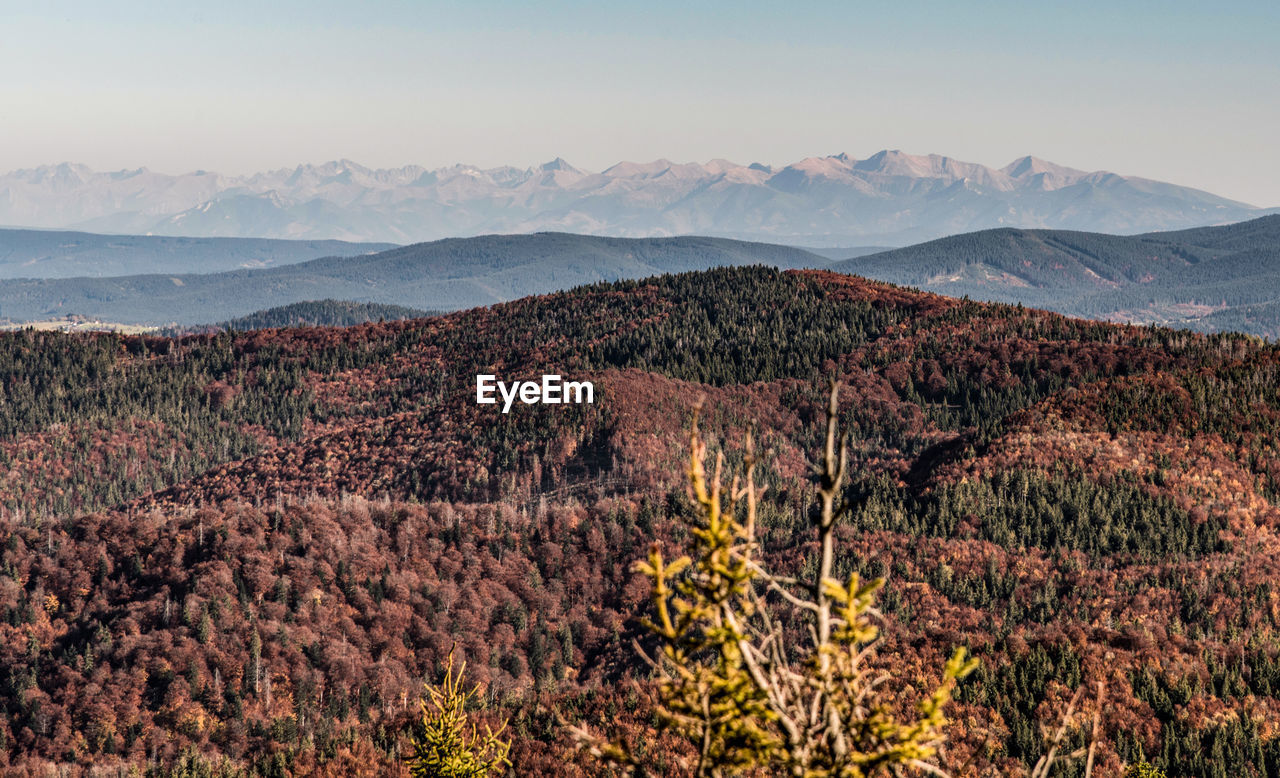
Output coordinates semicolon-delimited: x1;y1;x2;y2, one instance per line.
4;266;1280;775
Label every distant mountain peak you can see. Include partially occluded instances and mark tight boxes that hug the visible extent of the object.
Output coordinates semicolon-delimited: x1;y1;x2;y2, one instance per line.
603;159;679;178
0;152;1261;244
854;149;933;175
703;158;743;173
1001;155;1088;181
540;157;578;172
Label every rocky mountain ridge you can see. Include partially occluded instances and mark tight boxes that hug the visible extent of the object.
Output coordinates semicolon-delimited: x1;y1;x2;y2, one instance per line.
1;151;1264;244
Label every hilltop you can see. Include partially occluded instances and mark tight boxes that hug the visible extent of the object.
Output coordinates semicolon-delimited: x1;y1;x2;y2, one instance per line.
836;214;1280;336
206;300;438;332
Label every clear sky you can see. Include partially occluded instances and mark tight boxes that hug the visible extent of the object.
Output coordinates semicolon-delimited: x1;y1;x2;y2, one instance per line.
1;0;1277;205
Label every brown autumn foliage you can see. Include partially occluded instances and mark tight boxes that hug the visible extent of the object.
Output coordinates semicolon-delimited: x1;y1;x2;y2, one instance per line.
2;266;1280;774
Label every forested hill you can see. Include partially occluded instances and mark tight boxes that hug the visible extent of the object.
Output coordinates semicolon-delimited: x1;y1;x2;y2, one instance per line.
200;300;438;332
833;214;1280;336
0;232;827;325
7;220;1280;336
4;266;1280;775
0;227;394;279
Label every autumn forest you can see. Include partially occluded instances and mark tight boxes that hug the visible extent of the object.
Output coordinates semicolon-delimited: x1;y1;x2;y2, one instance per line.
4;267;1280;776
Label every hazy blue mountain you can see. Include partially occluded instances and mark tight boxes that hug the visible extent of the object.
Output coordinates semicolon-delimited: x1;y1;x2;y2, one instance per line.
0;152;1265;245
791;245;893;260
0;228;394;278
0;233;827;325
831;215;1280;336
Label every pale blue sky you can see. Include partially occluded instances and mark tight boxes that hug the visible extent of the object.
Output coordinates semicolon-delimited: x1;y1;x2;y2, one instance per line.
1;0;1277;205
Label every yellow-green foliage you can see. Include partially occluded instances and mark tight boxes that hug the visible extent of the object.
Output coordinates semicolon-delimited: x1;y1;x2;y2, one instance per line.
407;650;511;778
635;384;977;777
1124;763;1167;778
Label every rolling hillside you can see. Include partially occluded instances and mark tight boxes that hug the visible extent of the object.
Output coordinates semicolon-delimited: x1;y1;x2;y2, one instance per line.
834;215;1280;336
4;218;1278;336
3;267;1280;774
0;233;827;324
0;228;394;278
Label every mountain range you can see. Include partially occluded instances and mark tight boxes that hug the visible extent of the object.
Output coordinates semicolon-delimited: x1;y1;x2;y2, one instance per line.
1;151;1269;245
3;218;1279;335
